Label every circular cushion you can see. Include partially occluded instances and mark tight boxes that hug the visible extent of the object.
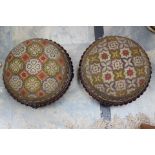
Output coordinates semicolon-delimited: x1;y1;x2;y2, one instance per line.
3;38;73;108
79;36;151;106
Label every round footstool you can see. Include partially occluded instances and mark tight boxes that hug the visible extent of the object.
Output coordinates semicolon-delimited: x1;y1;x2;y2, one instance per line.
79;36;151;106
3;38;74;108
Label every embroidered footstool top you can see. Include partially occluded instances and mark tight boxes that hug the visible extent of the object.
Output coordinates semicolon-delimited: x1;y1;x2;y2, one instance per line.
79;36;151;106
3;38;73;108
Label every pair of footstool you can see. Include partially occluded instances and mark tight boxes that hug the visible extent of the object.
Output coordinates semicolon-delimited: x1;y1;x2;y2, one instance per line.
3;36;151;108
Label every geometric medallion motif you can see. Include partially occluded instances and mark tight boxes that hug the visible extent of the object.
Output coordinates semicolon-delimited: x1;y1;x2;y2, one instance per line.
79;36;151;106
3;38;73;108
26;59;42;75
43;60;60;76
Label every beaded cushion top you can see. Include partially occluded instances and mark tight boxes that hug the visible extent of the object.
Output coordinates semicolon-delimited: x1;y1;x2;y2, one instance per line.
3;38;73;108
79;36;151;106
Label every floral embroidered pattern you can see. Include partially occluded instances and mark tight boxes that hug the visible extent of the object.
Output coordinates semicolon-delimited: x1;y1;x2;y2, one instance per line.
91;74;103;85
43;78;59;93
110;50;121;59
45;44;60;59
9;75;23;91
108;41;119;50
124;67;136;79
88;53;100;63
3;39;72;106
26;59;42;75
80;36;151;104
9;58;24;74
104;81;116;96
103;71;114;83
123;57;133;68
99;51;111;62
115;80;126;91
101;61;112;72
94;84;105;92
120;49;132;58
11;43;26;57
44;60;60;76
27;42;43;57
90;63;101;74
24;76;41;93
114;70;125;81
117;36;130;49
133;56;144;67
112;59;123;70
